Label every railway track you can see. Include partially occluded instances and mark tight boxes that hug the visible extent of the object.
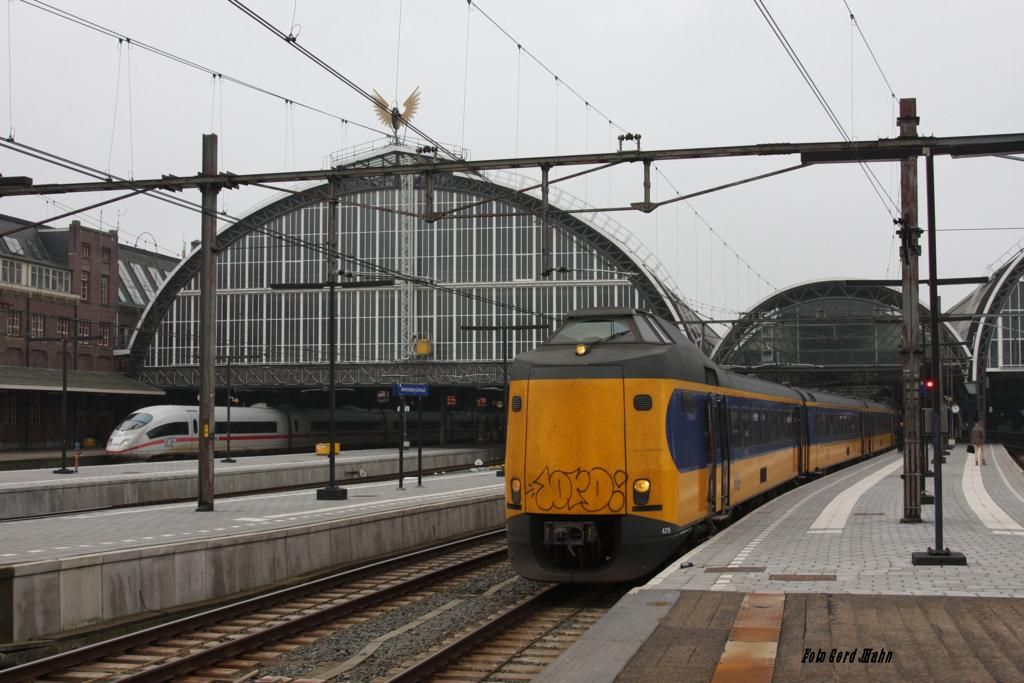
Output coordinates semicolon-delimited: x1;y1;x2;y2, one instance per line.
380;584;626;683
3;531;508;682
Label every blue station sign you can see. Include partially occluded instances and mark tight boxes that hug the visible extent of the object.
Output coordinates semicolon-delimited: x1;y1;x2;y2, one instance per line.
393;383;429;397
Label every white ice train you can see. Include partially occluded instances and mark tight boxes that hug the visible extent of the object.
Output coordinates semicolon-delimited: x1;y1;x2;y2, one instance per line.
105;403;484;460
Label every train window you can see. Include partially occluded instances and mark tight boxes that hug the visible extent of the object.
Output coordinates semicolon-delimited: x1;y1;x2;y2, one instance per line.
681;392;696;417
192;419;198;435
146;421;189;438
117;412;153;431
547;318;635;344
634;316;665;343
751;411;762;445
215;420;277;434
729;407;740;445
741;410;751;446
704;368;719;386
643;315;672;343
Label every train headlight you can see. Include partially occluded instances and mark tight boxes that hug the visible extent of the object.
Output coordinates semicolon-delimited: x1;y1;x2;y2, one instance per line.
633;479;651;506
510;478;522;505
575;343;588;356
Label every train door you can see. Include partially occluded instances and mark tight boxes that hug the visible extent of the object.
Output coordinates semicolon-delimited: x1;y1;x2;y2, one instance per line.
794;404;809;475
704;394;730;514
860;413;868;456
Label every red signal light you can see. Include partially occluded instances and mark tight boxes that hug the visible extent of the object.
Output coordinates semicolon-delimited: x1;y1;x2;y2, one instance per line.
924;378;936;390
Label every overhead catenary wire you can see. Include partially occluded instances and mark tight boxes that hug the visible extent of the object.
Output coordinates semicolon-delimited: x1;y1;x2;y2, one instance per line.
464;0;776;315
0;138;560;323
18;0;390;139
753;0;898;219
654;166;776;292
6;0;14;139
467;0;627;137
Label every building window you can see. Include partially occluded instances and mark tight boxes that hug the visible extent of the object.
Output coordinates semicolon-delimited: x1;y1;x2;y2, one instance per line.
31;313;44;338
1;394;18;426
6;310;22;336
82;242;91;258
0;259;23;284
57;318;71;339
101;247;111;264
77;320;92;342
100;274;110;305
81;271;90;301
29;265;71;293
27;396;41;427
100;322;111;347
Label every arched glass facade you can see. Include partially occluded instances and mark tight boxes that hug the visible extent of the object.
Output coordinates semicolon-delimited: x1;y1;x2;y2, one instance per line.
143;147;694;375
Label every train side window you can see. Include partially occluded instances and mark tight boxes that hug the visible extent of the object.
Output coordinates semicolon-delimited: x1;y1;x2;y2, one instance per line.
644;315;672;343
193;419;198;435
147;422;189;438
634;316;664;343
704;368;718;386
729;407;740;445
741;409;751;446
681;392;696;417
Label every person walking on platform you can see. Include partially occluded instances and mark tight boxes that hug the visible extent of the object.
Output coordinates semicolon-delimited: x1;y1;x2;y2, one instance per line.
970;419;987;466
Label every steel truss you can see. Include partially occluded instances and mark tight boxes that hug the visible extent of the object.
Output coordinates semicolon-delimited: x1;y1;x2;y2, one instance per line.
138;361;505;390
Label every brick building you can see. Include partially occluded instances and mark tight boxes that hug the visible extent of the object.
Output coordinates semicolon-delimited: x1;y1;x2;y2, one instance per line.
0;215;167;450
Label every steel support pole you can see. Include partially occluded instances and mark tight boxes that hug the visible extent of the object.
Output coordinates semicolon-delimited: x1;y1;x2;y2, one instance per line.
222;356;235;463
317;183;346;500
541;165;551;276
398;396;406;490
53;338;72;474
197;134;218;512
417;396;423;488
898;99;922;524
917;152;967;564
502;326;509;440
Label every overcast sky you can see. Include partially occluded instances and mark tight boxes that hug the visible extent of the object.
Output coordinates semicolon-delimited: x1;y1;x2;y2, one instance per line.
2;0;1022;319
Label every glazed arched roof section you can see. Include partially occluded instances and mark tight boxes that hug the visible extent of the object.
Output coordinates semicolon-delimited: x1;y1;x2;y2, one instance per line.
126;170;694;367
964;249;1024;380
711;279;965;365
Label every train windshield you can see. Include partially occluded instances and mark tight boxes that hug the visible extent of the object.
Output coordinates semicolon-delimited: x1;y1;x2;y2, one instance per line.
547;318;636;344
116;412;154;431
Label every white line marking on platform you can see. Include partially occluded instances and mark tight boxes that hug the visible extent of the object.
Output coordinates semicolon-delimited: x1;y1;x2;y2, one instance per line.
962;456;1024;532
637;451;901;593
56;470;499;521
808;460;902;532
232;484;504;522
992;449;1024;507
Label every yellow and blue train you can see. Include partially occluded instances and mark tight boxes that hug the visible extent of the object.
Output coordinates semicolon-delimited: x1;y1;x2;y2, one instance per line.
504;308;896;582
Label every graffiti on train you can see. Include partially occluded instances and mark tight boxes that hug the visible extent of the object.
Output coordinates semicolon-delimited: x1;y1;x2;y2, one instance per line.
526;466;628;512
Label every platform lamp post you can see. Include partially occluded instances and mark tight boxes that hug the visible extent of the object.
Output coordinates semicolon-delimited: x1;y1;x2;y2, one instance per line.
35;333;103;474
912;151;967;566
270;277;395;500
460;323;549;441
215;352;263;463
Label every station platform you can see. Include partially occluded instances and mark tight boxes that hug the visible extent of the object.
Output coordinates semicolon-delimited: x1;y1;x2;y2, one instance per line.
537;444;1024;683
0;445;502;519
0;466;505;645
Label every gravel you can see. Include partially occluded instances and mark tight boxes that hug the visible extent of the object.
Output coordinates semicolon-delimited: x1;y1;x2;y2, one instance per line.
259;563;545;682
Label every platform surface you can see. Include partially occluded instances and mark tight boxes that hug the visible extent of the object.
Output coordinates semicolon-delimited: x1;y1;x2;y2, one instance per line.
0;445;474;485
0;468;503;566
536;444;1024;683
